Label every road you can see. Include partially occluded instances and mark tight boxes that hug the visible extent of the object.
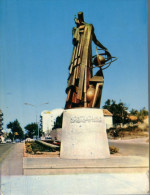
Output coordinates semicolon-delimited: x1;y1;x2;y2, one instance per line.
0;144;15;164
109;138;149;157
0;143;24;176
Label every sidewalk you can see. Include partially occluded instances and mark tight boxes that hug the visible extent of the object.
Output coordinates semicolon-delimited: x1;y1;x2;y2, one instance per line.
23;155;148;175
1;173;149;195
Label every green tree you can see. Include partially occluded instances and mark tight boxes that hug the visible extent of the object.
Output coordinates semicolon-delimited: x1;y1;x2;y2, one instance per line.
137;107;148;122
24;123;42;138
7;119;24;140
130;107;148;123
52;114;63;130
7;132;14;140
103;99;130;124
103;99;111;109
130;109;138;116
139;107;148;116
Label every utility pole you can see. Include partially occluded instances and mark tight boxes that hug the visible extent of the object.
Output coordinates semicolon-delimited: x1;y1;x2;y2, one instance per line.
24;102;49;139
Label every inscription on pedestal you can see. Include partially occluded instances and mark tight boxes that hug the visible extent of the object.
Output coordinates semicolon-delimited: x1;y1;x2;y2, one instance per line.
61;108;110;159
70;116;103;123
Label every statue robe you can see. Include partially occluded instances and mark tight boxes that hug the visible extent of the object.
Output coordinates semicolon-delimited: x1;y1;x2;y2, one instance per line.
65;24;93;109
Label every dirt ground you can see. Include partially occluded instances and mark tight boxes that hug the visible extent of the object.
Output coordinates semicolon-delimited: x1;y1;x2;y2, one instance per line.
107;128;149;140
24;150;60;158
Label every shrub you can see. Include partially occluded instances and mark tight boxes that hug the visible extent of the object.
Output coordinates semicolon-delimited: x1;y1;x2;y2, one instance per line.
26;143;31;147
25;141;57;154
26;145;33;154
31;142;42;154
109;145;119;154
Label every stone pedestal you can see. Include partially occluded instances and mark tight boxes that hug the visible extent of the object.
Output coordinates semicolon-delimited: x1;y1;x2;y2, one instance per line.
60;108;110;159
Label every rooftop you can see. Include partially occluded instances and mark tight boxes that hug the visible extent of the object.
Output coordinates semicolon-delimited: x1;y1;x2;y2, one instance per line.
103;109;113;116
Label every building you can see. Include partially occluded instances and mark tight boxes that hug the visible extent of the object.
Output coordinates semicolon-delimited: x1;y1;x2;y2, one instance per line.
41;108;64;135
103;109;113;129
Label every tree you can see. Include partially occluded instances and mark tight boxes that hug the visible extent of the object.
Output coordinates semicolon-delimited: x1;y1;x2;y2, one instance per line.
7;119;24;140
52;114;63;130
103;99;111;108
130;109;138;116
131;107;148;123
24;123;42;138
7;132;14;140
103;99;130;124
139;107;149;116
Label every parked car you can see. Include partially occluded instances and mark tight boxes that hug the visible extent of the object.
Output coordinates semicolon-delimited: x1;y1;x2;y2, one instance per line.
15;139;20;143
6;139;12;143
45;136;52;140
53;140;61;146
25;138;34;142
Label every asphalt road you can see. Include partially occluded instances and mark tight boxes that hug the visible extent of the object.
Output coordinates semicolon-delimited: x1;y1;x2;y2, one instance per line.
0;143;15;165
109;140;149;157
0;143;24;176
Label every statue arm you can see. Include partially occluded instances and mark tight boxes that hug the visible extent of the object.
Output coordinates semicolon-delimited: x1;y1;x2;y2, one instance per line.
91;25;111;57
72;27;79;46
92;32;107;50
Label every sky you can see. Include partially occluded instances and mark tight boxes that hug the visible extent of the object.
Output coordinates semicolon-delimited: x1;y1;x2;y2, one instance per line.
0;0;148;130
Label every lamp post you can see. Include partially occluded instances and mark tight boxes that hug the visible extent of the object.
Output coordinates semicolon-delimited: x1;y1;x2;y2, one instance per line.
24;102;49;139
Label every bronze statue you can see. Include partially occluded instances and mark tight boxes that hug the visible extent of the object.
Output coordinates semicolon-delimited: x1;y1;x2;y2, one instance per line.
65;12;117;109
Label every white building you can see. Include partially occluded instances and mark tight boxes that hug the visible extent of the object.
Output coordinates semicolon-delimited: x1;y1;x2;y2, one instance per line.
103;109;113;129
41;108;64;135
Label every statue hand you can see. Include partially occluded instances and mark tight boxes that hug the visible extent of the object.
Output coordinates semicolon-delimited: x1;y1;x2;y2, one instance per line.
105;50;111;59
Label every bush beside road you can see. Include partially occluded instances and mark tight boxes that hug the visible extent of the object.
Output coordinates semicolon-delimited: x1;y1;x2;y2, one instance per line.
107;125;149;140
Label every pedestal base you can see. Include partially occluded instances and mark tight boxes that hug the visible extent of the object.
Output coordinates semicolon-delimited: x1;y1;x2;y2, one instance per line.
60;108;110;159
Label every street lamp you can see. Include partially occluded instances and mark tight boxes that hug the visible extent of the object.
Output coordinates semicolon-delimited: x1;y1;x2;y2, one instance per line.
24;102;49;139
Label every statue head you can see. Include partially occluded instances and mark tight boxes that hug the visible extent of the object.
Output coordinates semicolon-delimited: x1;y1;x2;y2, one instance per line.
75;12;84;26
78;12;84;23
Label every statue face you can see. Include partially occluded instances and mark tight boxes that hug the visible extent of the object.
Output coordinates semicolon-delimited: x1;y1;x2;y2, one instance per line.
78;12;84;24
79;19;83;25
79;19;82;24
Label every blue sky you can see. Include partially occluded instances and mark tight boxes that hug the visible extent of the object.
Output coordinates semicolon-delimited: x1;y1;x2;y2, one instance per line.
0;0;148;130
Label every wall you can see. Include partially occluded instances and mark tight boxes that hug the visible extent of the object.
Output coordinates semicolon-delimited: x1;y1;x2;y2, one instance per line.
104;116;113;129
50;128;62;141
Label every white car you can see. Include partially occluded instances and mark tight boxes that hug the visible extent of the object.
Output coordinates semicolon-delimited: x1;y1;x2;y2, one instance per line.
25;138;34;142
6;139;12;143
